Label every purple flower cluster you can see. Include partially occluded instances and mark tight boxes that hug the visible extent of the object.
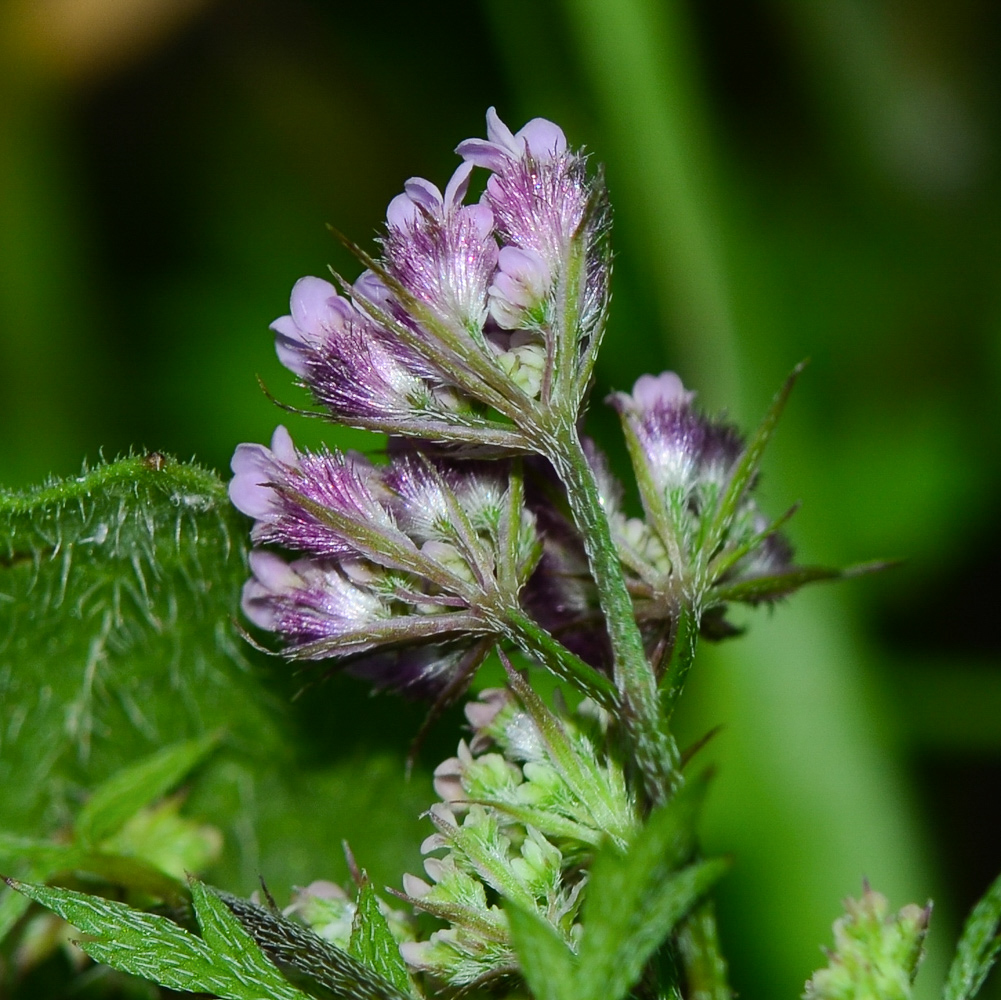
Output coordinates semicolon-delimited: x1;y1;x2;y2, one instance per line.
269;108;610;451
230;109;621;697
230;426;539;697
231;109;812;701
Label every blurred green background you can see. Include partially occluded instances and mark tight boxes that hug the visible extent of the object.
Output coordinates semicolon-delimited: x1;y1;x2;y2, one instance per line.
1;0;999;997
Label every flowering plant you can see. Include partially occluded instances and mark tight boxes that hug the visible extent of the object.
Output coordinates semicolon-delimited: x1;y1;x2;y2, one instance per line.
2;109;999;1000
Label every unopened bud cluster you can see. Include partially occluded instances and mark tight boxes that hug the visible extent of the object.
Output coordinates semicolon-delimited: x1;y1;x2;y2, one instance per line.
804;887;930;1000
397;684;638;986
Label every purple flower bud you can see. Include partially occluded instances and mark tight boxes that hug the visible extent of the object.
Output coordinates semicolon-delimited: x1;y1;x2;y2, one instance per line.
382;162;499;333
230;425;401;557
272;277;470;433
241;549;386;643
610;371;743;494
458;108;592;275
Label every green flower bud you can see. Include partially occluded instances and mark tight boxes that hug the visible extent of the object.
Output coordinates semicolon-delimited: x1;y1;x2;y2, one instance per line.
804;887;931;1000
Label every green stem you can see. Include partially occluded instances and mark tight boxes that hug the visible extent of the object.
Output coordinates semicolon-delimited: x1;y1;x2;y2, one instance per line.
503;606;618;711
676;900;732;1000
541;419;677;805
659;603;700;723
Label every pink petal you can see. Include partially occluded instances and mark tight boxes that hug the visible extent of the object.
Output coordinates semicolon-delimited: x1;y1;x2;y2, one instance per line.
269;425;298;465
386;192;418;230
631;371;694;411
289;276;340;334
517;117;567;160
442;160;474;210
403;176;445;215
485;106;517;153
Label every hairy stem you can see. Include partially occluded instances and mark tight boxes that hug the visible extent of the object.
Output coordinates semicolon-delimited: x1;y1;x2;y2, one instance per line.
540;418;678;805
503;605;618;711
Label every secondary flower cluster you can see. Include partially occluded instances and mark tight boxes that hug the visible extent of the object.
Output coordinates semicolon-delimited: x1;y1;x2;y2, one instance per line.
804;887;930;1000
527;371;803;673
230;426;540;697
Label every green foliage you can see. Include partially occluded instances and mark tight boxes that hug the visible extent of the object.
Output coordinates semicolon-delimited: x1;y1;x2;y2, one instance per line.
219;890;413;1000
0;454;431;910
507;774;728;1000
505;904;576;1000
7;877;312;1000
0;734;221;952
0;454;270;838
75;732;220;848
576;774;727;1000
943;871;1001;1000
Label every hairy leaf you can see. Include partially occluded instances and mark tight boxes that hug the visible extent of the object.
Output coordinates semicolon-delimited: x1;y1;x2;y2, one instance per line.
7;878;311;1000
349;878;412;995
0;455;272;840
0;456;430;898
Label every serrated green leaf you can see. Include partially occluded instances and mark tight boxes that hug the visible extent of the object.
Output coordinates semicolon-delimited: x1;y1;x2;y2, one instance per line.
220;890;412;1000
575;775;722;1000
506;901;577;1000
944;870;1001;1000
7;878;311;1000
191;880;313;998
76;732;221;847
349;878;413;996
579;858;728;1000
0;844;77;945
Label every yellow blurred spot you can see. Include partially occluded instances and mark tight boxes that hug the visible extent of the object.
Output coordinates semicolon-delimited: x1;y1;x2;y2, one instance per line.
8;0;210;83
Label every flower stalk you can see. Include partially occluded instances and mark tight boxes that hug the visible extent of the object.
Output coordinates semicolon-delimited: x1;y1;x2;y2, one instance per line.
534;414;678;805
